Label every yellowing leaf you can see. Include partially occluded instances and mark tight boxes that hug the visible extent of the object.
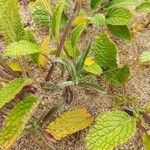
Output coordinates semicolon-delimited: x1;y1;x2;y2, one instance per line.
143;134;150;150
139;51;150;63
38;35;50;67
29;0;51;14
0;96;39;150
71;23;86;49
0;78;32;109
46;108;94;140
85;57;95;66
6;61;22;72
51;0;65;40
0;0;26;43
84;63;102;75
84;58;103;75
4;40;40;57
73;16;88;26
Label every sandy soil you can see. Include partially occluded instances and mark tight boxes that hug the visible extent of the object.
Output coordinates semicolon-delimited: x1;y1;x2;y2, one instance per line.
0;1;150;150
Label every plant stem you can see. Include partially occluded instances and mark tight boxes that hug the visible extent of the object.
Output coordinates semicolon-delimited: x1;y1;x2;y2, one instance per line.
45;1;80;81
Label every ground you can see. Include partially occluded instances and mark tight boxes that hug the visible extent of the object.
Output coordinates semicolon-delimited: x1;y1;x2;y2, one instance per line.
0;1;150;150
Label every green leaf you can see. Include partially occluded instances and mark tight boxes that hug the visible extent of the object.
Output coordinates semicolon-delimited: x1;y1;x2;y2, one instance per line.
88;14;105;26
51;0;65;40
0;0;26;43
61;11;68;29
136;2;150;12
114;95;137;108
57;80;75;89
25;30;38;45
139;51;150;63
143;134;150;150
105;65;130;86
93;34;118;70
32;9;50;27
84;63;102;75
24;30;39;63
109;0;141;8
0;78;32;109
106;7;133;25
71;24;86;49
4;40;40;57
64;40;80;57
86;111;136;150
29;0;51;14
46;108;94;140
0;96;38;150
76;44;91;75
53;57;77;80
107;25;132;40
79;82;106;93
90;0;103;9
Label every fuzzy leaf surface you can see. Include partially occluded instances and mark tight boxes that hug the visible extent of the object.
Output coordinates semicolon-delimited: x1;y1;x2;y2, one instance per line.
71;24;86;49
0;96;38;150
86;111;136;150
6;61;22;72
0;0;25;43
143;134;150;150
32;9;50;27
29;0;51;14
84;57;97;75
93;34;118;70
106;7;133;25
136;2;150;12
64;40;80;57
90;0;103;9
107;25;132;40
46;108;94;140
139;51;150;63
51;0;65;40
4;40;40;57
88;14;105;26
109;0;141;7
105;65;130;86
73;16;88;26
0;78;32;109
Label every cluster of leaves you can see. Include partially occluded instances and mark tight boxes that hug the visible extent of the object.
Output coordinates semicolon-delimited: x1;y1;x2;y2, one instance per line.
0;0;150;149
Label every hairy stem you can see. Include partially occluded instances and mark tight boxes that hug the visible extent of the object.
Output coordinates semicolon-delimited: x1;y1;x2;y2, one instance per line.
45;1;80;81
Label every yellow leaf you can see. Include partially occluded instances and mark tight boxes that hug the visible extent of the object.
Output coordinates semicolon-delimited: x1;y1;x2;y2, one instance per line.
7;61;22;72
143;133;150;150
85;57;95;66
38;35;50;67
45;108;94;140
73;16;88;26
